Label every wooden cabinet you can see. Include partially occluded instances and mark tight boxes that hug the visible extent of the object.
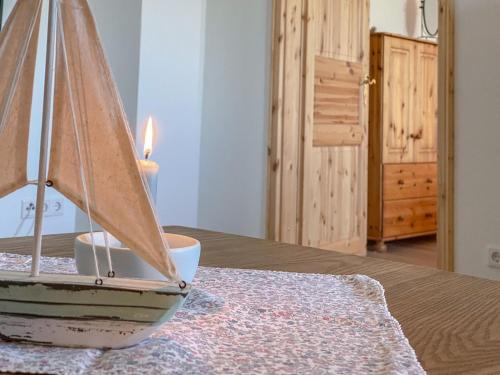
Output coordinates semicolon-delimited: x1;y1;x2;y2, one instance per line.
368;33;438;250
382;35;415;164
414;43;439;162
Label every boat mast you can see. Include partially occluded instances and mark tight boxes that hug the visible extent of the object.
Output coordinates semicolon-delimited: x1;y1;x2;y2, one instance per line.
31;0;58;277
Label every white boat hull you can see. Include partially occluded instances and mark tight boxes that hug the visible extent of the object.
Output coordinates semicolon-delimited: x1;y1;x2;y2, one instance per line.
0;315;160;349
0;271;190;349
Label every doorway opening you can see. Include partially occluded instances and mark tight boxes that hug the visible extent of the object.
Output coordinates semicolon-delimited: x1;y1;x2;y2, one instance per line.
367;0;440;268
266;0;454;271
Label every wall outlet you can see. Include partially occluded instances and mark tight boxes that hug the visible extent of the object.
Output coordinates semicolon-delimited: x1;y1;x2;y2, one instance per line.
21;198;64;219
47;198;65;217
21;200;38;219
487;246;500;269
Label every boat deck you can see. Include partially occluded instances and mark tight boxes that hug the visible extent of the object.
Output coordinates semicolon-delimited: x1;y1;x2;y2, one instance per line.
0;270;183;292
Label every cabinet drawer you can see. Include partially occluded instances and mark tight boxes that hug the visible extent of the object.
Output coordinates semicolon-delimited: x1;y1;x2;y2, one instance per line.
383;197;437;238
383;163;437;201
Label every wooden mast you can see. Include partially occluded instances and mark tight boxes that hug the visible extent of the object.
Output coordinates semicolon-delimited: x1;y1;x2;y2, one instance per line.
31;0;58;277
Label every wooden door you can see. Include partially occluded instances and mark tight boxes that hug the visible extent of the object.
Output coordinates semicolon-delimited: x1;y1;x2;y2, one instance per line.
414;43;438;162
382;36;415;164
268;0;370;256
302;0;370;254
267;0;305;245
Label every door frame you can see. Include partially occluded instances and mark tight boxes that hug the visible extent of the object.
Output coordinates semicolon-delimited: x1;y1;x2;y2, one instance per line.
266;0;455;272
437;0;455;271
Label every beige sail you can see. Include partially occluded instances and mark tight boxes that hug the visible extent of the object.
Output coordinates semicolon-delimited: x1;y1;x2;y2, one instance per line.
47;0;179;281
0;0;42;198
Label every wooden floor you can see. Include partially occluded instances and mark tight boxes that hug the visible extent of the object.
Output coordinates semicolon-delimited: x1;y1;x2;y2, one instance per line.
368;235;437;268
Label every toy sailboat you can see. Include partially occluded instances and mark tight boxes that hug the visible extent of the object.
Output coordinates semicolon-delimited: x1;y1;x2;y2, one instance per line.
0;0;190;348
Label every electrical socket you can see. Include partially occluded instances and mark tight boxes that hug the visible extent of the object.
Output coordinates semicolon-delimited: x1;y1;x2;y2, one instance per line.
487;246;500;269
47;198;64;217
21;200;38;219
21;198;64;219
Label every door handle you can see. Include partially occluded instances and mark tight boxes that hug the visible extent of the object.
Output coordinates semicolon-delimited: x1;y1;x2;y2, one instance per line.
361;75;376;86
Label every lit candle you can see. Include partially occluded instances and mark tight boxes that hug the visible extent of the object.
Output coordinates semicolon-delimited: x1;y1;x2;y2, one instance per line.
139;116;160;204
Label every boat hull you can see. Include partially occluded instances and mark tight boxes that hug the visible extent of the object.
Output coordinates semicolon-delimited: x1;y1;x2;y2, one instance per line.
0;315;162;349
0;271;190;349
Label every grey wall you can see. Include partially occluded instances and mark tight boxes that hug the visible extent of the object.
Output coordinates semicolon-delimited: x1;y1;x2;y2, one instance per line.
135;0;206;228
1;0;14;24
2;0;142;130
197;0;272;238
0;0;78;237
1;0;206;235
371;0;421;37
454;0;500;281
89;0;142;132
370;0;438;38
75;0;144;231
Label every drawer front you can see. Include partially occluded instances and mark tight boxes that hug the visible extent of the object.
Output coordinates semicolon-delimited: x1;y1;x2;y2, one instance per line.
383;163;437;201
383;197;437;238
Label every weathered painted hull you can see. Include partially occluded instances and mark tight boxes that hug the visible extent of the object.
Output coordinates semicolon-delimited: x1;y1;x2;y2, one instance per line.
0;271;190;349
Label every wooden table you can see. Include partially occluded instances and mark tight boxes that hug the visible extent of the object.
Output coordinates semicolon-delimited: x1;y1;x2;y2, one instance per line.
1;226;500;375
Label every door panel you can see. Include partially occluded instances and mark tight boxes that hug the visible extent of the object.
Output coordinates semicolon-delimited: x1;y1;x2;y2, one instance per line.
313;0;366;60
382;37;415;163
302;0;369;255
414;43;438;162
268;0;369;256
267;0;306;243
313;56;363;146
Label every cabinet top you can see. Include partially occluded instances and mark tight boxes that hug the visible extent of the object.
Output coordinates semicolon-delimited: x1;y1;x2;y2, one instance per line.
371;32;438;46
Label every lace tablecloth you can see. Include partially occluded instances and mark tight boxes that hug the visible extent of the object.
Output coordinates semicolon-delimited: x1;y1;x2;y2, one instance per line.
0;253;425;374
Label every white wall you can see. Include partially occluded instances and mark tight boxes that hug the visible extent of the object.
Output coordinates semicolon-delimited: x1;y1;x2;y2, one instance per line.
75;0;143;231
89;0;142;131
1;0;15;24
370;0;422;37
135;0;206;228
0;0;76;238
454;0;500;281
197;0;272;238
0;0;143;237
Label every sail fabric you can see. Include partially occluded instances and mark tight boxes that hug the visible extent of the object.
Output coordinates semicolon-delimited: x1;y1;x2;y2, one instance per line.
47;0;179;281
0;0;42;198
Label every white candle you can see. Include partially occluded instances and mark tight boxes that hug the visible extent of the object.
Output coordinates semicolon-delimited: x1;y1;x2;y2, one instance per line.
140;159;159;203
139;116;159;204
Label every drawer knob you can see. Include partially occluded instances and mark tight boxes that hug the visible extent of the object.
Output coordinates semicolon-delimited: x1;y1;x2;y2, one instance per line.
398;179;405;185
425;213;434;219
426;178;433;184
397;216;405;222
410;132;423;140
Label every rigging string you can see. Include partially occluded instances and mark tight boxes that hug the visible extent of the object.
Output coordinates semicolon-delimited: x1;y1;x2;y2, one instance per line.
56;5;113;284
103;231;115;277
87;2;181;284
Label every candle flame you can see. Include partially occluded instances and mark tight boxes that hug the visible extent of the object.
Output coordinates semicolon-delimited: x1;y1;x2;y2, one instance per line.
144;116;154;159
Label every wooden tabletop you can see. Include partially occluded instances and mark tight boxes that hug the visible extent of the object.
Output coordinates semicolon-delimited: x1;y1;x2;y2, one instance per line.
1;226;500;375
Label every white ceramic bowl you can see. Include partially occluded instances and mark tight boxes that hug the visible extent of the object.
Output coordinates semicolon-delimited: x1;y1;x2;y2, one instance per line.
74;232;200;283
